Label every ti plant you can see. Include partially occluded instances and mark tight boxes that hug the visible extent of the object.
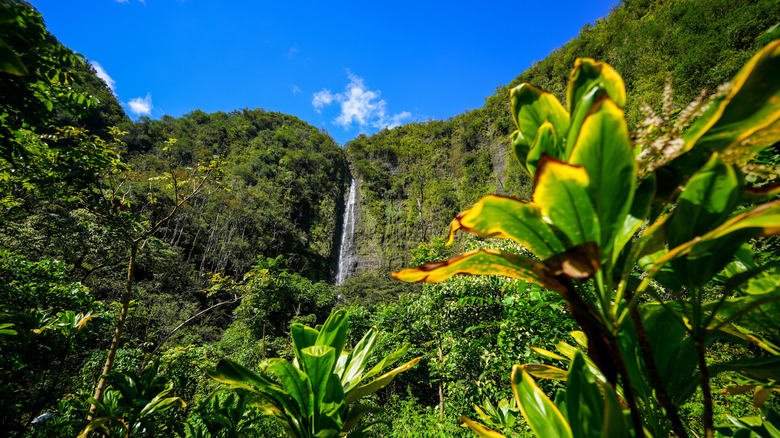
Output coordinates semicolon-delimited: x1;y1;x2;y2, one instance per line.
207;309;421;438
395;38;780;438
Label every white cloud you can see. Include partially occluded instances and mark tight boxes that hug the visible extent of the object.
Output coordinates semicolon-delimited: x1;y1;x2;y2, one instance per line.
89;61;116;92
286;45;299;59
128;93;153;116
386;111;413;129
291;85;302;95
312;72;411;130
312;89;335;113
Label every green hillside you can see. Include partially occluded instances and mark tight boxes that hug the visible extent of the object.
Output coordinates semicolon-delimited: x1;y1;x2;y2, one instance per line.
1;0;779;436
347;0;780;275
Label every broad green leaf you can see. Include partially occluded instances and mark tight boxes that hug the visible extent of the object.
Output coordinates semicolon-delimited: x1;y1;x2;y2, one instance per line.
648;200;780;278
533;157;599;249
447;194;567;259
680;40;780;164
361;342;410;383
527;121;559;175
639;303;698;404
567;58;626;113
531;346;568;361
0;39;28;76
291;324;320;364
709;356;780;383
301;345;337;408
512;130;533;176
569;97;636;262
459;416;508;438
392;248;566;293
341;327;379;391
344;356;421;404
315;374;345;437
207;359;304;432
522;363;568;382
601;383;630;438
266;358;314;421
566;352;604;438
668;154;742;249
511;364;573;438
315;309;349;360
510;83;570;166
566;59;626;159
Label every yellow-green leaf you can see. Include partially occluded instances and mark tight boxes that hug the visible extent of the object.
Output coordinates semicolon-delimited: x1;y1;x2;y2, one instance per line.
459;416;508;438
511;364;573;438
344;356;421;405
565;58;626;160
510;83;570;172
569;97;636;263
684;40;780;159
527;121;560;175
392;249;565;294
533;157;599;248
447;194;567;259
522;363;568;381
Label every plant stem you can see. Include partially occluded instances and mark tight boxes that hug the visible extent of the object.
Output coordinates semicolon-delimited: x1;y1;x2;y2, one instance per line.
695;339;714;438
628;303;689;437
609;335;646;438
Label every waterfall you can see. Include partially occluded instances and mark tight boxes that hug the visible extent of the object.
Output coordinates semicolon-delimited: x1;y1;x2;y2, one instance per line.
335;178;358;285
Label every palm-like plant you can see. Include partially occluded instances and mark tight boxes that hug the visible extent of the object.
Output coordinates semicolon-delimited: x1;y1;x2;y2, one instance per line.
207;309;421;438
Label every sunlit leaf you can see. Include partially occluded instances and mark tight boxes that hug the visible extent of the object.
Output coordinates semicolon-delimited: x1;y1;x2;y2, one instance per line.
680;40;780;164
522;363;568;382
447;194;567;259
565;58;626;159
344;356;421;405
511;364;573;438
527;121;560;175
533;157;599;248
459;416;508;438
568;97;636;262
392;248;565;293
510;83;570;168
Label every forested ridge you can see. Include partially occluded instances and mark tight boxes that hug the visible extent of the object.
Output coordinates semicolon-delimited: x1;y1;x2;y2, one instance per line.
1;0;780;436
345;0;780;278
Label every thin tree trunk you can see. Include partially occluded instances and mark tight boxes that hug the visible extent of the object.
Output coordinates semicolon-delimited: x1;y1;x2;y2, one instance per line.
437;335;444;416
89;241;139;417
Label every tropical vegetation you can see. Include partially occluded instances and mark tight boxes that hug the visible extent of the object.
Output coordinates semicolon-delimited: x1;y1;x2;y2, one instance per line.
0;0;778;437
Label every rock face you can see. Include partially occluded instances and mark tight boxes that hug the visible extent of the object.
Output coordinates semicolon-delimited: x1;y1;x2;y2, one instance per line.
335;177;359;285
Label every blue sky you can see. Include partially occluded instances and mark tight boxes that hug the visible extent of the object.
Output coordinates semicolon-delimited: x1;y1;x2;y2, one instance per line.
31;0;617;145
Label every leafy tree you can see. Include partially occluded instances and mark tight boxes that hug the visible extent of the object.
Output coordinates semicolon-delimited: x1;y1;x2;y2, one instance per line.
0;250;108;435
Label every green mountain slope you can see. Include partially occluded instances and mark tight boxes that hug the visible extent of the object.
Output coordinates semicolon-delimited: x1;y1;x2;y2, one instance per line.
346;0;780;276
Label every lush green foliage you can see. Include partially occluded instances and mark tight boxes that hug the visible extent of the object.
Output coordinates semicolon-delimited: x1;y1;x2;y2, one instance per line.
396;37;780;437
347;0;779;275
0;250;108;434
208;308;421;437
2;0;779;437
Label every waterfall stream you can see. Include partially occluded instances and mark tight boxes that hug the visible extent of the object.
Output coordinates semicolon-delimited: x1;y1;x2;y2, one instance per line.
335;178;358;285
